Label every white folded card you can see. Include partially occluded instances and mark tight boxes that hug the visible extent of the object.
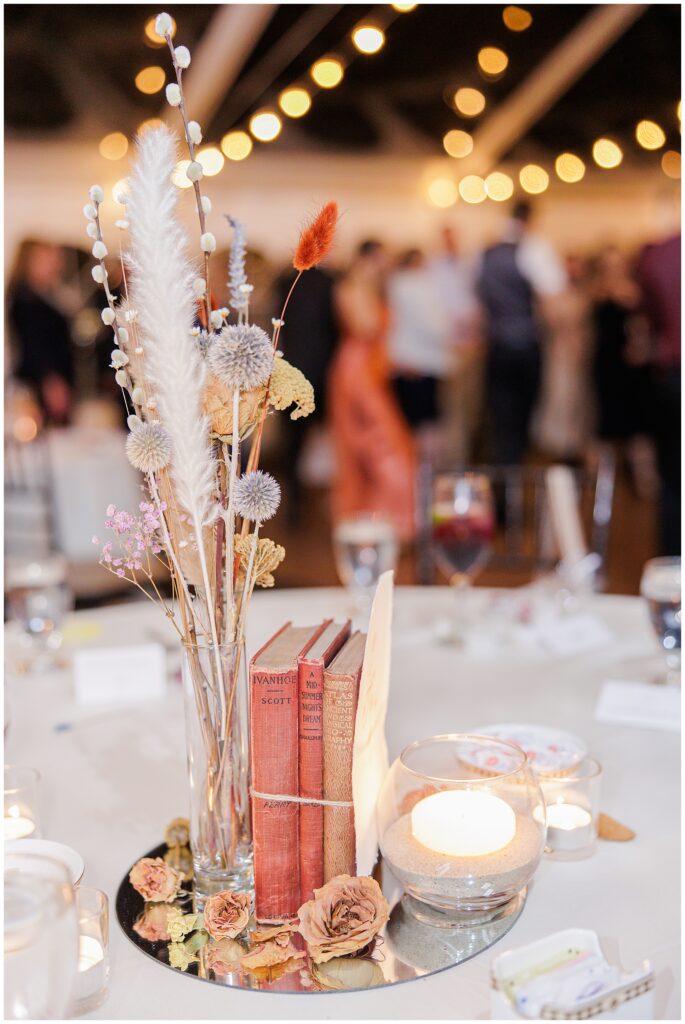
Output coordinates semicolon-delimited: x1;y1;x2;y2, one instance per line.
595;679;681;732
73;644;167;706
540;614;614;657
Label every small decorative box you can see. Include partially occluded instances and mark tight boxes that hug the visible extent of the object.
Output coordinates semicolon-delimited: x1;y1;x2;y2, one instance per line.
490;928;654;1020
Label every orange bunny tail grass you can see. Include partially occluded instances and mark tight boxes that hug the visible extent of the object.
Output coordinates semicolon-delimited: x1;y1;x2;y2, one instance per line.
293;201;338;271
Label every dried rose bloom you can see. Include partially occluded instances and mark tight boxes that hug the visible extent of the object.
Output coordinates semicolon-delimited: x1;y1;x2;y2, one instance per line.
129;857;184;903
203;890;251;940
297;874;389;964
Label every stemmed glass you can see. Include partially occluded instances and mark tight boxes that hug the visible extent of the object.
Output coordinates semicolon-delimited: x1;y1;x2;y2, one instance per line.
332;512;398;619
4;852;79;1019
640;556;681;685
431;473;495;643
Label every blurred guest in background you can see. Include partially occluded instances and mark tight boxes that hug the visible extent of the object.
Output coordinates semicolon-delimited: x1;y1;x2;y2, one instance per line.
8;240;75;425
430;226;482;465
477;200;566;465
636;230;681;555
329;240;415;541
535;253;592;461
275;265;339;524
387;248;453;457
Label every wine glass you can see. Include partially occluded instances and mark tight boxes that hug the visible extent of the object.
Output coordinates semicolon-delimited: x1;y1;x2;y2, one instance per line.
332;512;398;617
431;473;495;643
5;555;72;671
640;556;681;685
4;852;79;1019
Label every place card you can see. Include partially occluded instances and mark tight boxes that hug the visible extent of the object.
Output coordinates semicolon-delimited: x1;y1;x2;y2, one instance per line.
540;614;614;657
73;644;166;706
595;679;680;732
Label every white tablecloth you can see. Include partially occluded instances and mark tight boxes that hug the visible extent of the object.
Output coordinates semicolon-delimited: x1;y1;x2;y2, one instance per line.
4;588;680;1020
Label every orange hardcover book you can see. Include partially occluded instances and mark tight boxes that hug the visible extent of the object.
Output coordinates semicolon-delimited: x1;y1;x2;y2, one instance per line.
298;619;352;905
322;631;366;881
250;622;327;922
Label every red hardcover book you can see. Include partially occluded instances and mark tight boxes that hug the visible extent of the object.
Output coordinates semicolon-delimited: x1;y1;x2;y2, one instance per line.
298;619;352;906
323;631;367;882
250;622;327;923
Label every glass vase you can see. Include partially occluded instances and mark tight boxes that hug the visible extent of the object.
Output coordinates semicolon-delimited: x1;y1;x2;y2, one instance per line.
182;640;253;905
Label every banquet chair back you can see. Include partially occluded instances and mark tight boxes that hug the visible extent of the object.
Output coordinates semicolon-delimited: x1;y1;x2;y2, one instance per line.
417;451;616;588
4;435;55;558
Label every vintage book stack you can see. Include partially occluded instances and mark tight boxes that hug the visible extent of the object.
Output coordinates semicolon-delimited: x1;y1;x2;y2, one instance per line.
250;620;366;923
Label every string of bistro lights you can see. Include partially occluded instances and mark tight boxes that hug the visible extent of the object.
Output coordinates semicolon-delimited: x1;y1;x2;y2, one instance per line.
97;5;680;207
427;5;681;208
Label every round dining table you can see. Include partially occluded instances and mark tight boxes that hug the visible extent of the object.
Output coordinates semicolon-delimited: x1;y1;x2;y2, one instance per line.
4;586;680;1020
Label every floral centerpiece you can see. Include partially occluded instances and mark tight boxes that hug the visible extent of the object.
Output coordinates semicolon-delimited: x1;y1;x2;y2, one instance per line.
87;11;337;900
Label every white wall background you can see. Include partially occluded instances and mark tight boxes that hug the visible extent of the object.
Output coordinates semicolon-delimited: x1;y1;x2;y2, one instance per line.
4;138;680;280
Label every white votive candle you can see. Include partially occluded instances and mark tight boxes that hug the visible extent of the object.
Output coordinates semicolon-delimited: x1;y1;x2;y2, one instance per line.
4;808;36;840
411;790;517;857
77;935;107;1002
536;802;594;851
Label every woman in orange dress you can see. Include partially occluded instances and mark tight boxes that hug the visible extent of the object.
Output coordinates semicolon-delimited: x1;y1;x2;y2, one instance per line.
328;241;416;542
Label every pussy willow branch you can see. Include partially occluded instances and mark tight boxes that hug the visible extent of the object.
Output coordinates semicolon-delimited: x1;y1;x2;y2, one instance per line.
163;31;212;325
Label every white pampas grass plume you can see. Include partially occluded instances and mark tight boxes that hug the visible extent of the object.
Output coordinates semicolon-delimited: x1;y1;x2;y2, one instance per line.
92;240;107;259
186;161;203;182
125;123;217;538
86;222;99;239
155;12;173;36
209;323;273;390
101;308;115;326
166;83;181;106
174;46;191;68
200;232;216;253
89;185;104;203
201;195;211;214
234;470;280;523
83;203;97;221
126;421;173;473
92;266;105;284
188;121;202;145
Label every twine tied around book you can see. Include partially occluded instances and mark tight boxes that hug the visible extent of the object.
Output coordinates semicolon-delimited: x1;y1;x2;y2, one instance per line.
250;789;353;808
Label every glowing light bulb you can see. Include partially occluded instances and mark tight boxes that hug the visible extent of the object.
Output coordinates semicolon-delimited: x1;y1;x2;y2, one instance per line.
135;66;165;95
249;111;282;142
392;2;417;10
427;177;458;208
454;88;486;118
196;146;224;176
221;131;253;161
635;120;666;150
443;129;473;159
555;153;585;183
661;150;681;179
352;25;385;54
311;58;344;89
98;132;128;161
519;164;549;195
592;138;623;169
138;118;164;134
458;175;486;204
478;47;508;76
279;87;312;118
485;171;514;202
503;6;532;31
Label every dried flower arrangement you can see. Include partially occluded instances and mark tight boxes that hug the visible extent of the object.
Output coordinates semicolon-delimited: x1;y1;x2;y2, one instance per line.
87;11;338;888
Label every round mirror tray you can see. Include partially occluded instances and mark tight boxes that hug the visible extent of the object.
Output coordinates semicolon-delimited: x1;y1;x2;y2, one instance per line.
116;842;526;995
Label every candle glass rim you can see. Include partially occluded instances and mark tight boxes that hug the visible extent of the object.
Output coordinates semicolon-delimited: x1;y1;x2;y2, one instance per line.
399;733;528;783
4;764;41;794
541;756;602;784
5;849;73;887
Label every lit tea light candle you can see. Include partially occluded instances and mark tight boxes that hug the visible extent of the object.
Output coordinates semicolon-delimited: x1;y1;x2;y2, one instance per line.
4;806;36;840
411;790;517;856
535;801;594;851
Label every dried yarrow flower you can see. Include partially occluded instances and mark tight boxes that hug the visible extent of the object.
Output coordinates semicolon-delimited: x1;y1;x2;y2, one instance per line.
234;470;280;523
208;324;273;391
126;421;173;474
234;535;285;588
268;356;315;420
293;201;338;271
